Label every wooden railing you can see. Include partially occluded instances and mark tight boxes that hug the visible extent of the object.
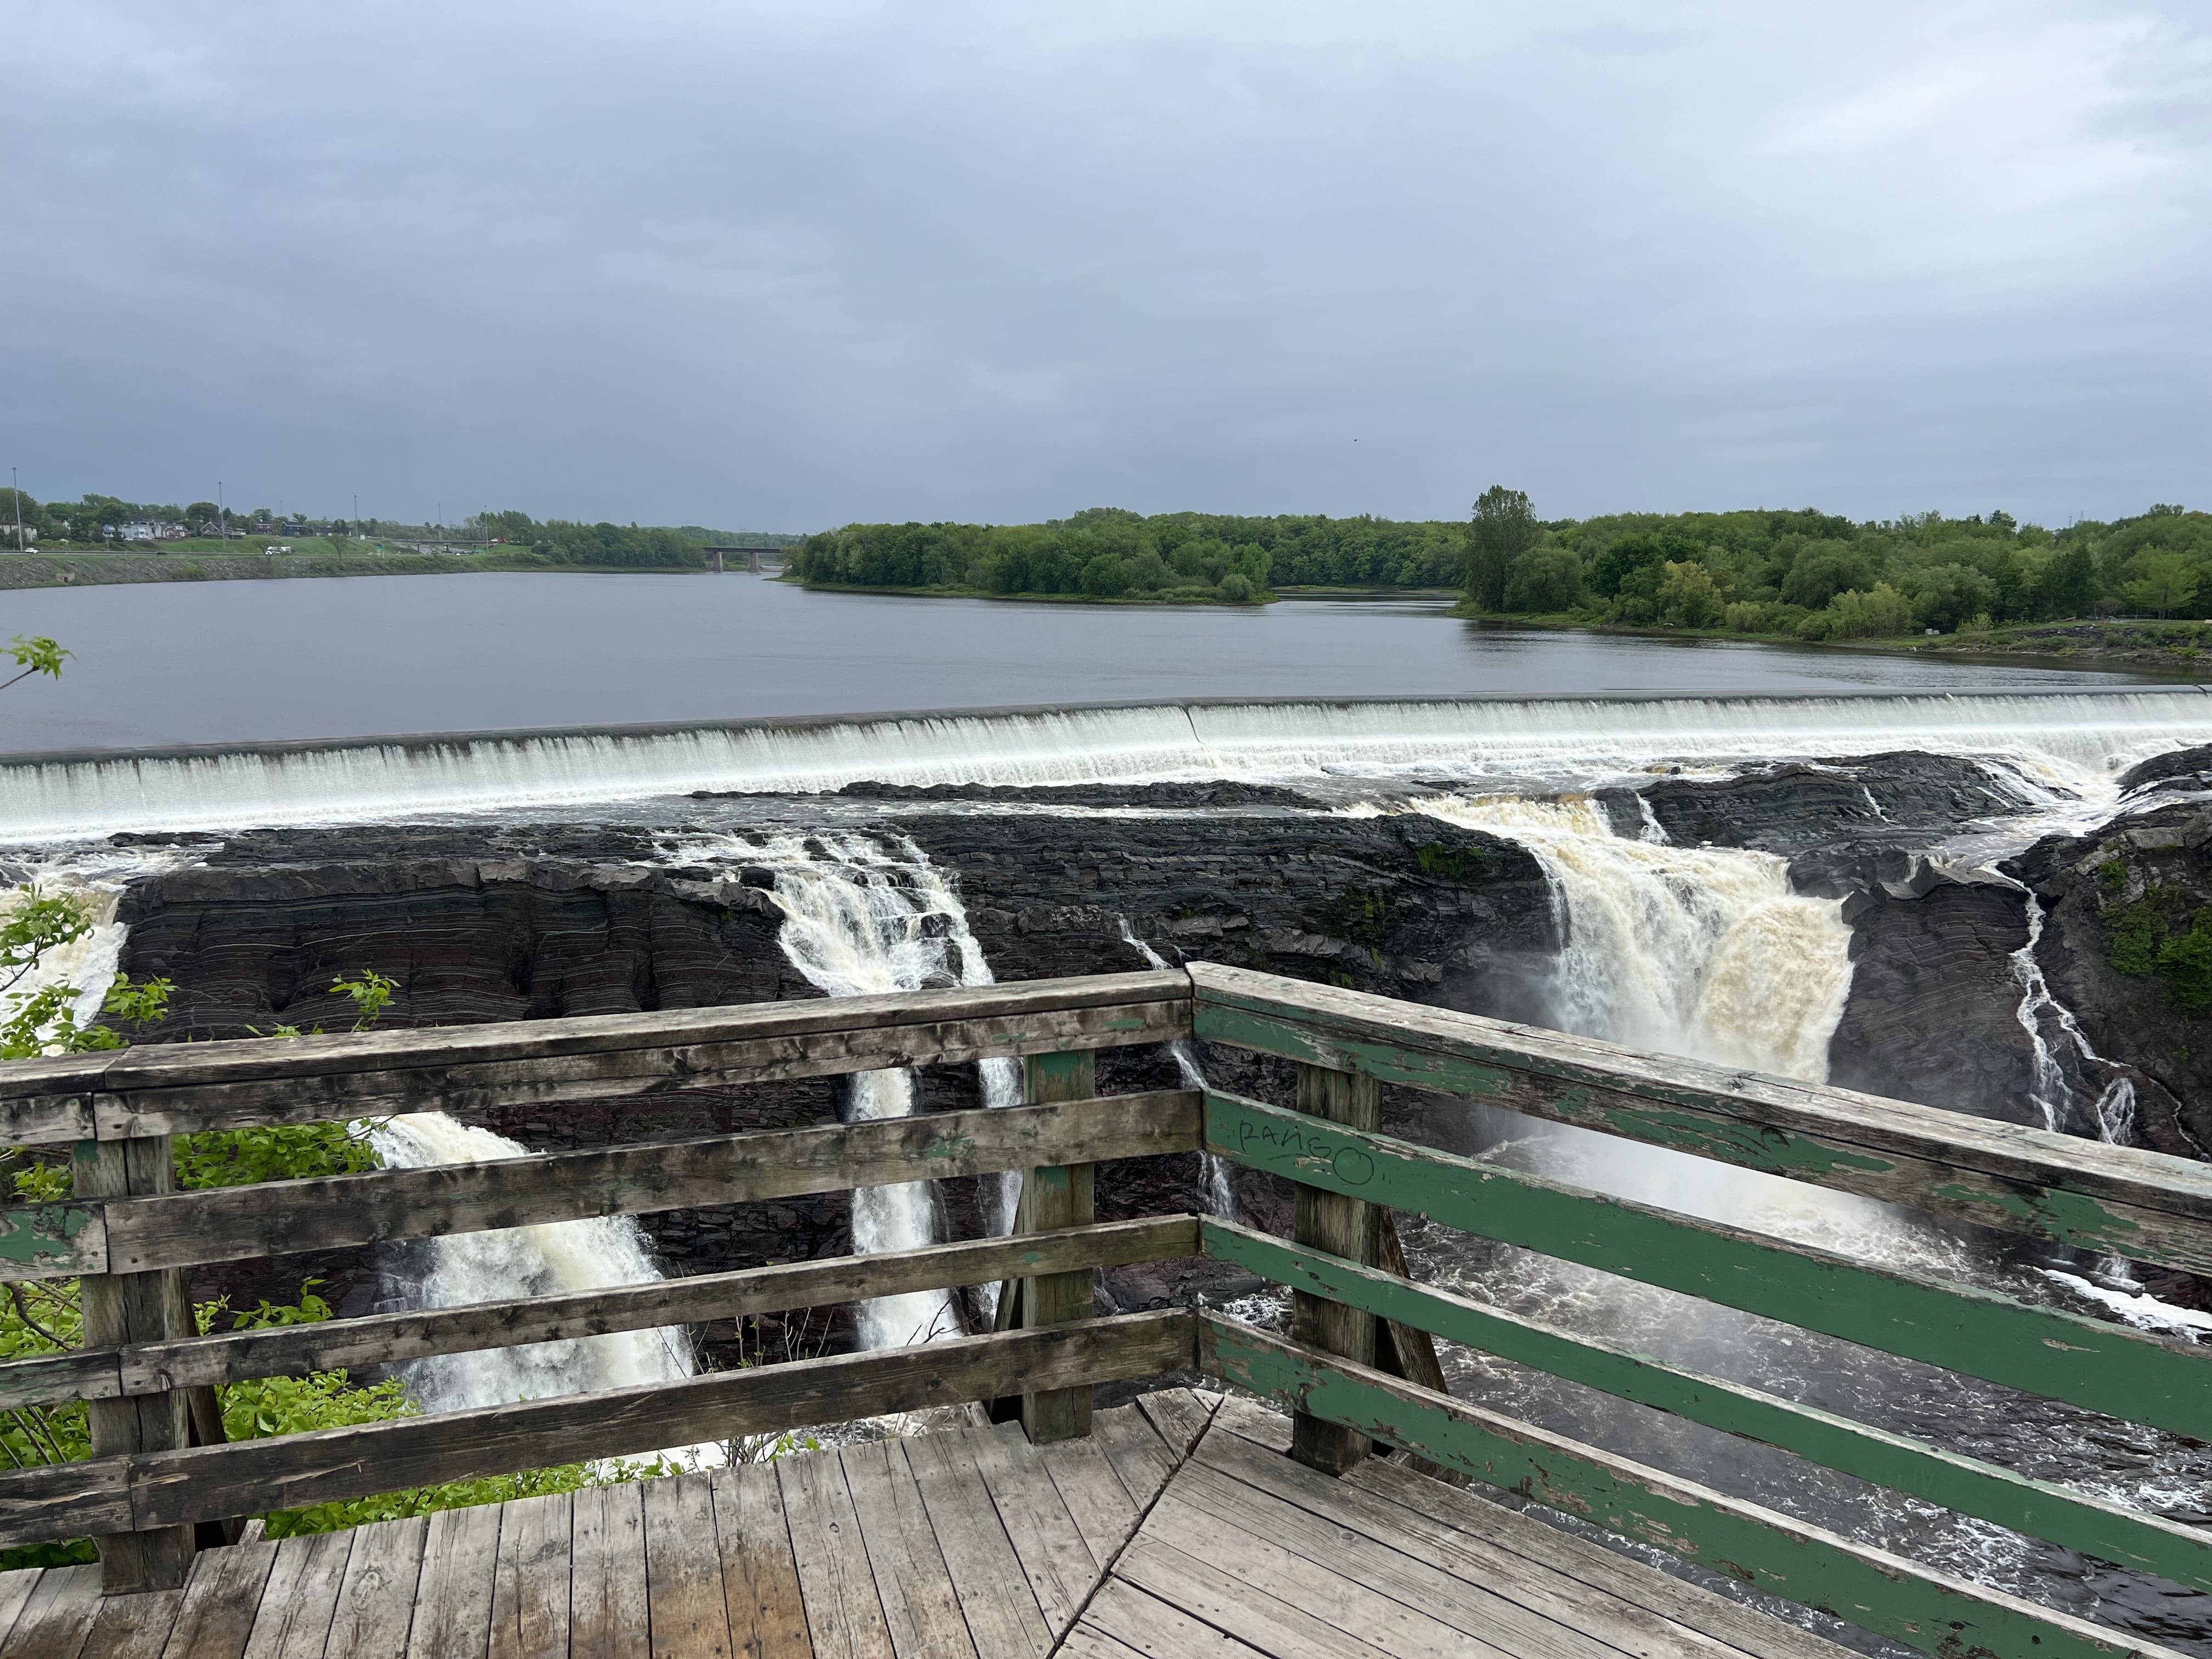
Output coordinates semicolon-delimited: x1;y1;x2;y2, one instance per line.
0;963;2208;1659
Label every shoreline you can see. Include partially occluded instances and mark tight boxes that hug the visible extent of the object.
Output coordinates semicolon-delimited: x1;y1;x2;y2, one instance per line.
782;577;1267;607
1452;607;2210;675
0;550;709;590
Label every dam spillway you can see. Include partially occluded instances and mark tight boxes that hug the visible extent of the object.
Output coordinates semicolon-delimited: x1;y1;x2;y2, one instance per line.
1;687;2207;842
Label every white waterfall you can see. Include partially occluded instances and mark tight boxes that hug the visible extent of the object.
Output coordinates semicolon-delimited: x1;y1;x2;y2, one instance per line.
1415;793;1914;1257
1996;875;2146;1154
0;847;193;1045
670;831;1014;1348
1421;796;1854;1080
367;1114;708;1447
3;689;2203;841
1117;921;1233;1218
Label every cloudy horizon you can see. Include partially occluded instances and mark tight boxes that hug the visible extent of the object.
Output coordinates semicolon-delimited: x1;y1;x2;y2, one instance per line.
3;2;2205;532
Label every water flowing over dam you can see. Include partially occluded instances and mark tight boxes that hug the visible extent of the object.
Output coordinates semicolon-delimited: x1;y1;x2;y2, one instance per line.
2;687;2207;841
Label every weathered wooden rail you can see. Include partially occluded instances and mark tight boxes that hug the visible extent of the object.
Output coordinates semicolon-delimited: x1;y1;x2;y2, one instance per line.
0;963;2207;1658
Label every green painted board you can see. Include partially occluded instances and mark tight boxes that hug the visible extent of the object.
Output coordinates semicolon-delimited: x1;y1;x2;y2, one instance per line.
1205;1090;2212;1440
1193;992;2212;1274
0;1201;104;1281
1203;1218;2212;1595
1201;1318;2174;1659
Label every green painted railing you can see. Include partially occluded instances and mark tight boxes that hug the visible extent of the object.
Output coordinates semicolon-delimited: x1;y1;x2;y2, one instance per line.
3;958;2207;1657
1185;961;2212;1659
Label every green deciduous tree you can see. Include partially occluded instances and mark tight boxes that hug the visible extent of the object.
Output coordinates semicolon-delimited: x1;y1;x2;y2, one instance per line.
1502;545;1582;613
2123;555;2199;618
1464;486;1538;611
1905;563;1997;633
1656;561;1726;628
1809;583;1914;640
1781;545;1879;610
2038;544;2103;618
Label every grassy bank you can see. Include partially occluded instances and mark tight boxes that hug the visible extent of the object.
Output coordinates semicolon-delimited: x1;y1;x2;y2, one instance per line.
1459;606;2212;671
0;543;706;591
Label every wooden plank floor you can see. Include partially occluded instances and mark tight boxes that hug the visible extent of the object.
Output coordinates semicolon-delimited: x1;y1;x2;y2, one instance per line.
0;1389;1855;1658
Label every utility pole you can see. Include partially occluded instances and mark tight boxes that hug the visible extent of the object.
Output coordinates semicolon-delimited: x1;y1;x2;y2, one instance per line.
9;466;21;553
217;481;226;540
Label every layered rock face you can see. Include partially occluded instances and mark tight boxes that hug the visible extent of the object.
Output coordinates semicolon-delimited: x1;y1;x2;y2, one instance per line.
108;797;1558;1330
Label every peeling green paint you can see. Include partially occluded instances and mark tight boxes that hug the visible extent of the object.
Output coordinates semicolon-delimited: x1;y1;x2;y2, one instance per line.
1205;1088;2212;1440
0;1202;99;1276
1201;1219;2212;1594
921;1131;975;1161
1202;1319;2148;1659
1194;992;2202;1272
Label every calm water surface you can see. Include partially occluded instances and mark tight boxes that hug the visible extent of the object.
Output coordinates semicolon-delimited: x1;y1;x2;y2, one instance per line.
0;572;2158;751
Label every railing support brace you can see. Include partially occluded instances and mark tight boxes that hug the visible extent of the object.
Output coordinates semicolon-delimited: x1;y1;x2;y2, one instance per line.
1289;1062;1381;1476
1017;1051;1097;1443
75;1135;196;1592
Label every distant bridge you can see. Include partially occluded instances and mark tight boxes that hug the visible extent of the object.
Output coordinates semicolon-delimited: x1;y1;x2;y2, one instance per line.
701;544;787;573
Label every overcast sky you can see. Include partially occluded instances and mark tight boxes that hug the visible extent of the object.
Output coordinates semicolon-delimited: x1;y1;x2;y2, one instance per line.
3;2;2205;531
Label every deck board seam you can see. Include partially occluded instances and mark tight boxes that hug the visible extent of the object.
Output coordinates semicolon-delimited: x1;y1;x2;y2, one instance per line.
1043;1392;1221;1657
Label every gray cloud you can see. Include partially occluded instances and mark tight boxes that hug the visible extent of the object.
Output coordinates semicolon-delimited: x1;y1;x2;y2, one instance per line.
3;0;2205;527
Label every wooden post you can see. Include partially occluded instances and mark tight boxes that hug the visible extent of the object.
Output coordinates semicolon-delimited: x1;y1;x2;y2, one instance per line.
75;1135;197;1592
1289;1062;1381;1475
1018;1049;1096;1443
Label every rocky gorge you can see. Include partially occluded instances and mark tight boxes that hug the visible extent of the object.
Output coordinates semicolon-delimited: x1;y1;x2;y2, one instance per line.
76;745;2212;1344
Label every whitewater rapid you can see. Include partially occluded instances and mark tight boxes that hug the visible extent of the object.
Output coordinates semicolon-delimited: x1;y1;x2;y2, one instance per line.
665;830;1022;1347
2;689;2205;842
367;1114;713;1453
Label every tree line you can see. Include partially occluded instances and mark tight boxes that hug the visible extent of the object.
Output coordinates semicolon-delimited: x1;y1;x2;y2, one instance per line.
1464;488;2209;638
792;496;2205;631
788;507;1463;602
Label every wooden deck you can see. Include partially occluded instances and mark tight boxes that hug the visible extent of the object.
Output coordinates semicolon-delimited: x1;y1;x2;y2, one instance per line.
0;1389;1854;1659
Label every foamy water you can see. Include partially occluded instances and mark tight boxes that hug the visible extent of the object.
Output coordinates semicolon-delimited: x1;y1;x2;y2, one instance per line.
2;689;2204;841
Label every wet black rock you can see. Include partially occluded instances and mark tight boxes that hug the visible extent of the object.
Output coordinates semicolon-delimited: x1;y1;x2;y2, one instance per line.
2119;743;2212;800
1608;752;2023;858
891;807;1557;1013
1826;877;2038;1125
2007;800;2212;1159
828;779;1323;808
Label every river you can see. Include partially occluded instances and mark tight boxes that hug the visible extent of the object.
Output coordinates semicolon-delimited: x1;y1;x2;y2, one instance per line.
0;571;2155;752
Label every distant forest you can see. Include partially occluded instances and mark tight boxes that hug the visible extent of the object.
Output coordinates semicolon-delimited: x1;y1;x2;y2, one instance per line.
788;507;1447;602
1471;498;2209;639
791;500;2210;637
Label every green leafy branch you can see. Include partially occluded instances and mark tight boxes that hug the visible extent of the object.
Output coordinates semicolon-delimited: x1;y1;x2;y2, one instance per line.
0;636;67;694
